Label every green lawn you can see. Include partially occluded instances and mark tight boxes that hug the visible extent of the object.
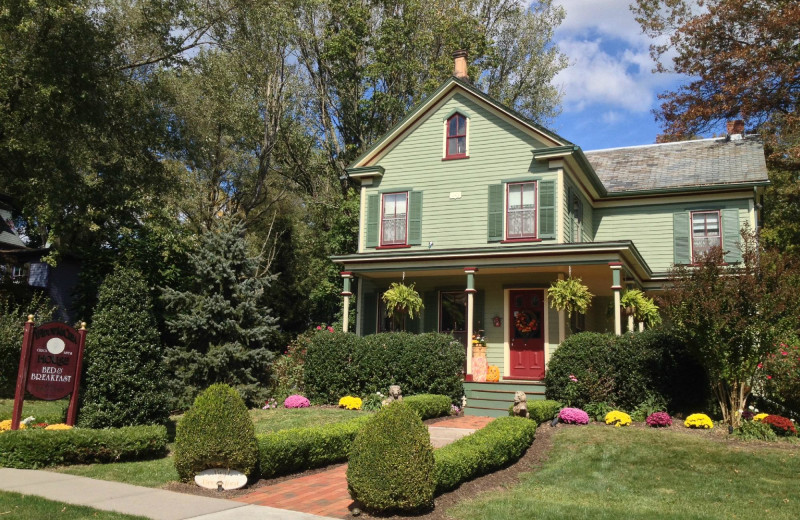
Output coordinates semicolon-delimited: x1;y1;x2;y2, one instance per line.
0;398;69;423
0;490;147;519
249;406;369;434
447;425;800;520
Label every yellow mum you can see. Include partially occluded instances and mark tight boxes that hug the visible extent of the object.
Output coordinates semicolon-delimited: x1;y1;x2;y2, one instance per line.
0;420;25;432
605;411;632;427
753;413;769;422
45;424;73;430
338;396;363;410
684;413;714;429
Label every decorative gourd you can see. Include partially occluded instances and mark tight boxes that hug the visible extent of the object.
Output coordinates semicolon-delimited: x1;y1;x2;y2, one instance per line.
486;365;500;382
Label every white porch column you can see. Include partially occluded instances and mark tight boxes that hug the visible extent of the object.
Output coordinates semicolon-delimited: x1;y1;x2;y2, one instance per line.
610;263;623;336
628;314;635;332
557;273;566;343
464;267;478;376
340;272;353;333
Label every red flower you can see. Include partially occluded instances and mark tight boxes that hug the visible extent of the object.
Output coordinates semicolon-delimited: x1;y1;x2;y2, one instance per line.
767;375;772;379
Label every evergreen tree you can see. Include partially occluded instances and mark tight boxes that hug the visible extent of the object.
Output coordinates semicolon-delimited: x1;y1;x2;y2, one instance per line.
162;220;277;409
79;266;170;428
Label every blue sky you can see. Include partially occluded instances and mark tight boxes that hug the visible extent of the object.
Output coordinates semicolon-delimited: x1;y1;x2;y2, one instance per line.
549;0;687;151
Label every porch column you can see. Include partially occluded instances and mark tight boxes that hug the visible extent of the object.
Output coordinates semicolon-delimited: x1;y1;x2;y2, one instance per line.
610;263;622;336
557;273;566;343
340;272;353;333
464;267;478;375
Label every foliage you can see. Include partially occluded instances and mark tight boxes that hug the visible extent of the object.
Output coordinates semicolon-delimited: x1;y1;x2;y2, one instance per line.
646;412;673;428
79;267;170;428
762;415;797;437
434;416;536;494
734;420;777;441
257;416;371;478
584;402;613;423
361;393;384;412
269;333;309;403
303;332;464;403
173;384;258;482
338;396;362;410
631;395;668;422
0;425;167;469
661;235;800;426
605;411;632;427
284;395;310;409
403;394;453;420
547;277;593;318
759;339;800;416
684;414;714;429
162;221;278;409
520;400;562;424
346;403;435;513
381;282;423;331
0;294;54;397
545;330;708;413
620;289;661;327
558;408;589;425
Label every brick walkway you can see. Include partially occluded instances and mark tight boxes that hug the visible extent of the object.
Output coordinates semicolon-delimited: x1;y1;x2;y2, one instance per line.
234;415;495;518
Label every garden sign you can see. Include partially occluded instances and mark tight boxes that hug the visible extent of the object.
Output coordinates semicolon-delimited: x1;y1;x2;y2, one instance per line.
10;316;87;430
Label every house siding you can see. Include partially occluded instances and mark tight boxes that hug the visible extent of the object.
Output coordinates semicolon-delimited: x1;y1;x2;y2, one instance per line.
593;199;751;273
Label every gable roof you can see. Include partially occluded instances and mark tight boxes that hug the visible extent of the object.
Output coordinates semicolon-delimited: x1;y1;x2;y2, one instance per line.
347;77;572;169
0;202;25;249
584;136;770;195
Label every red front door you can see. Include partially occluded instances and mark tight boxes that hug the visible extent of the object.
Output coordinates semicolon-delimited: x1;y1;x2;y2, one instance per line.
509;289;545;380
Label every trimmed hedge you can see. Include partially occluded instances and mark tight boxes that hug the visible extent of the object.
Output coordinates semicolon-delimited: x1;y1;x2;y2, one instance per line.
544;330;709;412
509;399;562;424
304;332;464;403
0;425;167;468
404;394;452;420
434;416;536;494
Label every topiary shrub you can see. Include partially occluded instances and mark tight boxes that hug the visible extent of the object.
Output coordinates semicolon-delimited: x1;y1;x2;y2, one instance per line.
347;402;435;513
404;394;452;420
507;399;562;424
78;266;171;428
173;384;258;482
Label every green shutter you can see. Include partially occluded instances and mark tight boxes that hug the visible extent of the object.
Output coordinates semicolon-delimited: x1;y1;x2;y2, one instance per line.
360;291;378;335
473;290;485;331
366;194;380;248
566;185;574;242
423;291;439;332
408;191;422;245
722;208;743;263
539;180;556;239
673;212;691;265
487;184;504;242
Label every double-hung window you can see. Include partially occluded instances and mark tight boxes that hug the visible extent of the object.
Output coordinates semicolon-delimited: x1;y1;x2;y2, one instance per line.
506;182;537;239
691;210;721;261
381;192;408;246
445;114;467;159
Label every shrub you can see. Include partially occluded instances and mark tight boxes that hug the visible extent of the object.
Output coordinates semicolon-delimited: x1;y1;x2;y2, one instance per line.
0;425;167;468
304;332;464;403
558;407;589;425
347;403;435;513
684;413;714;429
79;266;171;428
173;384;258;482
361;392;384;411
0;293;54;398
339;396;362;410
760;339;800;416
584;402;613;422
735;420;777;441
631;395;668;422
545;330;709;413
404;394;452;420
509;400;562;424
434;417;536;494
646;412;672;427
284;395;310;408
605;411;632;427
762;415;797;436
269;333;309;402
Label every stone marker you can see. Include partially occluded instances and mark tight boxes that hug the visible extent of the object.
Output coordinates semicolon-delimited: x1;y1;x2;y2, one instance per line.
194;469;248;490
512;391;529;419
382;384;403;406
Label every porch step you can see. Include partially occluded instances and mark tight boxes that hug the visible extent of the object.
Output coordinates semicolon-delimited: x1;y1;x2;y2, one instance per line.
463;381;547;418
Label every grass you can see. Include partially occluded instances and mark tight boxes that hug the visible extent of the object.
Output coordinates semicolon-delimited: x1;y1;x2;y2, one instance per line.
0;398;69;423
0;490;148;519
249;406;370;434
446;425;800;520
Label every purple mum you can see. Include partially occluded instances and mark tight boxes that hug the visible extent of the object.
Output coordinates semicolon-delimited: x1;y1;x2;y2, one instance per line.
646;411;672;427
284;394;310;408
558;407;590;425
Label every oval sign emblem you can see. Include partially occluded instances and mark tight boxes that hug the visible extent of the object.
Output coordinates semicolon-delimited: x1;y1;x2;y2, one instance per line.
194;469;248;490
27;322;80;400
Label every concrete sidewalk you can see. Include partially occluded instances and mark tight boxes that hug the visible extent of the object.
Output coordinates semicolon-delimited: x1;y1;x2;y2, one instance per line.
0;468;335;520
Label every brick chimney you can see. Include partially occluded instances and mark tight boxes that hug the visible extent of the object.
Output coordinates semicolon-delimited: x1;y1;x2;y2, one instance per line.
453;50;469;81
726;119;745;137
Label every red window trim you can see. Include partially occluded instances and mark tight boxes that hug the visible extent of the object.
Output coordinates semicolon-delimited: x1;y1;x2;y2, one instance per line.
379;192;408;247
445;114;467;159
690;209;721;263
505;181;538;241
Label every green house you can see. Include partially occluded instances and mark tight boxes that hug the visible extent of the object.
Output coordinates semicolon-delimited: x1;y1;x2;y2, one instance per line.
331;56;768;415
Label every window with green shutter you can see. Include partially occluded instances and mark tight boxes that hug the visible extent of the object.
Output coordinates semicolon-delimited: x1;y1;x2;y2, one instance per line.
487;184;504;242
366;191;422;248
721;208;743;263
673;212;691;265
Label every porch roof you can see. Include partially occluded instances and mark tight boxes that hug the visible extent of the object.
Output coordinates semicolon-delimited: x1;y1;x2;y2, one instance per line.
332;241;662;287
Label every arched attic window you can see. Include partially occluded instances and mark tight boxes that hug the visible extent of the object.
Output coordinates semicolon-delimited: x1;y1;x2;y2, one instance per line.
445;113;468;159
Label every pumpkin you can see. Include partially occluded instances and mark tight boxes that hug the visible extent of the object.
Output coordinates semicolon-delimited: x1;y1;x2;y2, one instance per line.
486;365;500;382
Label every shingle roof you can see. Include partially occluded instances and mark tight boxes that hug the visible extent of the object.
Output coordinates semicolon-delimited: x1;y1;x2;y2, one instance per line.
584;136;769;194
0;203;26;249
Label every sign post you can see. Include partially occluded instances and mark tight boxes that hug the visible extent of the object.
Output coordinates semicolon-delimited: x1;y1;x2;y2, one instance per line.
11;319;87;430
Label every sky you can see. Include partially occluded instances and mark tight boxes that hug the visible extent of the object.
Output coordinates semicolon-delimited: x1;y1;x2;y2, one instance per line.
549;0;687;151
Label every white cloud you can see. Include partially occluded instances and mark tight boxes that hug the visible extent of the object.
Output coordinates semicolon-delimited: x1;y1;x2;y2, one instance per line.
554;0;648;46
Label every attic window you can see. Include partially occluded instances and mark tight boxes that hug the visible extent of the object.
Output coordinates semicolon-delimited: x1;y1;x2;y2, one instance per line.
445;113;468;159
